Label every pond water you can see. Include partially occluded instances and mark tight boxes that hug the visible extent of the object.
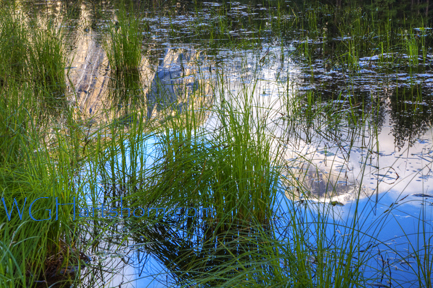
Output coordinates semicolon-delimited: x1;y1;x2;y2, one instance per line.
15;0;433;287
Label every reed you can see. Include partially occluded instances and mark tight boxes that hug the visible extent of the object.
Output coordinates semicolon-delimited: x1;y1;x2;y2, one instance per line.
0;6;84;286
106;1;143;74
0;8;28;87
0;82;83;287
1;1;433;287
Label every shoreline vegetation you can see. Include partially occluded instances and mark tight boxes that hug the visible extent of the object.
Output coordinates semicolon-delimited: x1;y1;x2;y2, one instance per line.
1;0;433;287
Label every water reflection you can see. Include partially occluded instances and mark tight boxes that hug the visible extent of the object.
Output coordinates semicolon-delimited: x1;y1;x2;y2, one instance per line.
389;85;433;150
78;214;276;287
146;47;214;122
62;0;215;125
10;0;433;286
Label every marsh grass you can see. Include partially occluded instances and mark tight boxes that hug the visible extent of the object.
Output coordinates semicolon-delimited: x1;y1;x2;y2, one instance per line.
0;9;28;87
0;84;34;165
0;5;88;286
0;5;68;115
28;20;68;116
173;204;370;287
277;1;432;74
80;65;393;287
1;0;433;287
167;97;421;287
206;89;279;224
0;82;84;287
120;74;281;227
106;1;143;74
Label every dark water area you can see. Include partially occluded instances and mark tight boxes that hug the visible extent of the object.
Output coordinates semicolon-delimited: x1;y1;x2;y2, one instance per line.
3;0;433;287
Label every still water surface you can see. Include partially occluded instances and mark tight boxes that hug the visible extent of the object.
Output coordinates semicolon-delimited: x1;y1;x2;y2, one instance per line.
20;0;433;286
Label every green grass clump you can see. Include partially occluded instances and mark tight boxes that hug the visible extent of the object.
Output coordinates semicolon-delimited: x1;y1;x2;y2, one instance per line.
206;94;279;223
0;9;29;87
0;83;83;287
28;20;67;114
134;83;279;225
0;5;82;286
106;2;143;74
0;4;67;115
0;84;33;165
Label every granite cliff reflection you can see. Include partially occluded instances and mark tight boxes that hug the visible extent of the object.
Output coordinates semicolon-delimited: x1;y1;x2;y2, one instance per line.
68;37;214;126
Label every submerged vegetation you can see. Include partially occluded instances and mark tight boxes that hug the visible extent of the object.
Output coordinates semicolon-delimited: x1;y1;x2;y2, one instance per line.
1;0;433;287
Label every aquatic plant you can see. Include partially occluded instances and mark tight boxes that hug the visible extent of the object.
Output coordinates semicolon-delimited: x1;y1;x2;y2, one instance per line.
0;9;28;87
0;6;85;286
0;82;84;287
1;0;433;287
106;1;143;74
27;18;67;115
